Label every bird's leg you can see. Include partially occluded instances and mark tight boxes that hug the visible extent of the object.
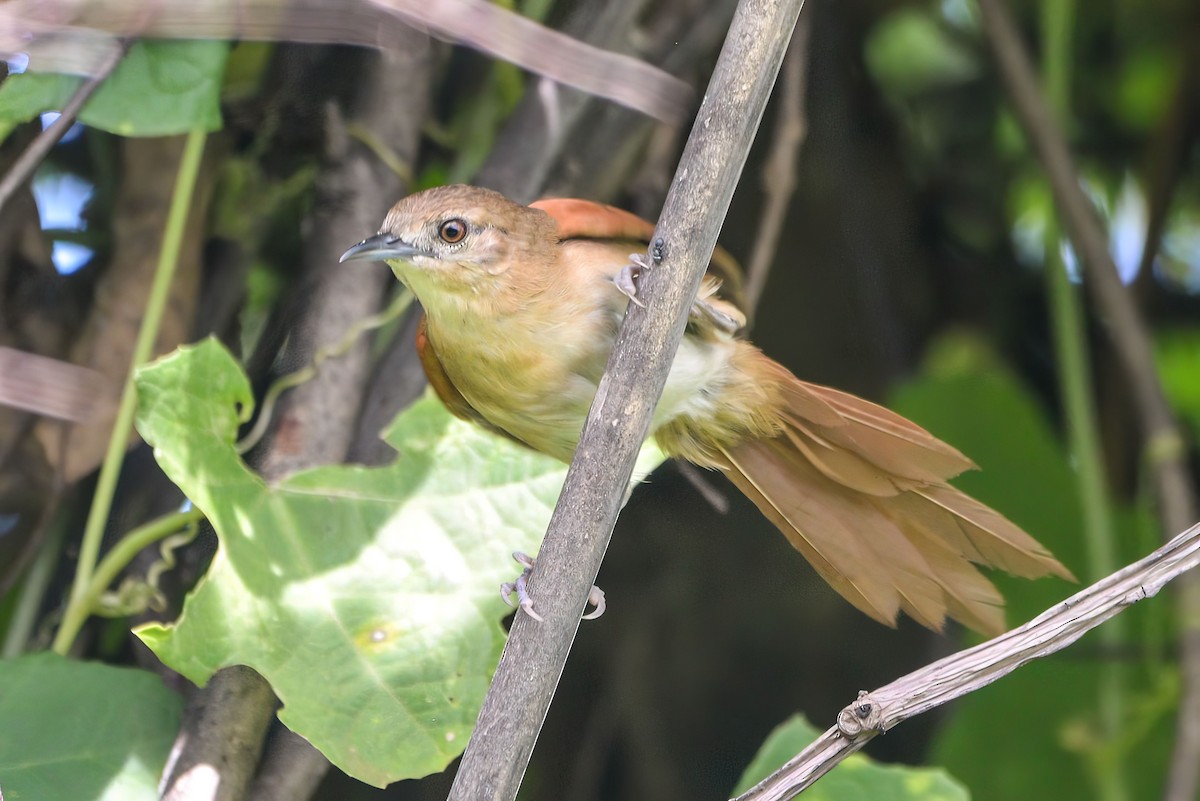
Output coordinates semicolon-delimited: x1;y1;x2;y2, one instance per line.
614;249;741;336
690;295;743;335
613;252;651;308
613;237;666;307
500;551;607;622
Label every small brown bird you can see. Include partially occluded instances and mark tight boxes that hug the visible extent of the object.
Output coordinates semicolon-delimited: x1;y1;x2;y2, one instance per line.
342;184;1071;634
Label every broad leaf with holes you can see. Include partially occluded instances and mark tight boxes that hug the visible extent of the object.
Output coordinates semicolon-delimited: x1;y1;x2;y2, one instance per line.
133;338;661;786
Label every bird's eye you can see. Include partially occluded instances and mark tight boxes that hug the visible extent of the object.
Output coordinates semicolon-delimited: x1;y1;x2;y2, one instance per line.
438;218;467;244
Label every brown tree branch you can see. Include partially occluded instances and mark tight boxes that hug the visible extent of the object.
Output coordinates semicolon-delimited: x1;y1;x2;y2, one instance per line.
734;520;1200;801
743;12;810;316
445;2;807;799
974;3;1200;799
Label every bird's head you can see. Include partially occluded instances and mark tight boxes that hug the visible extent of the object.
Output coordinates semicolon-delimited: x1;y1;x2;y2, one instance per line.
340;185;558;310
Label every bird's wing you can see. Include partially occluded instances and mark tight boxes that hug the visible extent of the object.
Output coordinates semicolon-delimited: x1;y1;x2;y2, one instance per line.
530;197;747;335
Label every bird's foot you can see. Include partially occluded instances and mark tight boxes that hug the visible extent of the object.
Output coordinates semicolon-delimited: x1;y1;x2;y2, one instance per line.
500;551;607;622
690;296;743;335
614;252;652;308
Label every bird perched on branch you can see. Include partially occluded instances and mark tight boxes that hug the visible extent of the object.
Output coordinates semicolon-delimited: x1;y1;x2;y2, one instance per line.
341;184;1072;635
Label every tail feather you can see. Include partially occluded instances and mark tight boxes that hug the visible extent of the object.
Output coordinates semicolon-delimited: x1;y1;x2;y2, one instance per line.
796;383;978;482
726;440;955;631
908;486;1075;581
782;419;920;497
884;520;1007;634
721;443;901;625
717;367;1071;635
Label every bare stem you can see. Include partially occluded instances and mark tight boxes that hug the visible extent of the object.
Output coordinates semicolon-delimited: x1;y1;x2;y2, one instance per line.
734;520;1200;801
445;3;808;800
1037;0;1126;796
52;129;207;657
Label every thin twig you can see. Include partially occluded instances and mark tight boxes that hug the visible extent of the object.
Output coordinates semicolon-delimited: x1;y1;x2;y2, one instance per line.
235;289;412;454
743;12;810;316
733;520;1200;801
51;129;208;657
975;3;1200;799
0;40;129;218
1133;36;1199;288
445;2;807;800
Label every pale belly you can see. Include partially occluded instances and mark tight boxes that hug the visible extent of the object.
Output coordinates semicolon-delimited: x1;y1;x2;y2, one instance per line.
437;315;733;463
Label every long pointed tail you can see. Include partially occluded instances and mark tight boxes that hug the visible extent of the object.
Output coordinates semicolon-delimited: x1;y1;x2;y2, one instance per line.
717;359;1072;635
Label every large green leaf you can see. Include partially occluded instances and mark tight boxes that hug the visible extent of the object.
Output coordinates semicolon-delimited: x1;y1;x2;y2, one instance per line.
733;715;969;800
133;338;661;787
0;653;182;801
0;40;226;141
1157;328;1200;435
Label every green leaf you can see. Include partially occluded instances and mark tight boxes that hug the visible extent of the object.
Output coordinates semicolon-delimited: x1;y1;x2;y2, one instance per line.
132;338;662;787
1157;328;1200;436
1113;49;1179;132
0;72;79;142
866;10;979;98
0;40;227;141
733;715;969;800
0;653;182;801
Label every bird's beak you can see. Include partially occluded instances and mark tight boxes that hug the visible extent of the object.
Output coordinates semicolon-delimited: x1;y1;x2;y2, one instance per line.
339;233;427;264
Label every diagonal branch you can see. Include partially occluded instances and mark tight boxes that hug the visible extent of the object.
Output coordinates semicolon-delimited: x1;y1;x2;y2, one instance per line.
734;520;1200;801
975;2;1200;799
445;2;808;799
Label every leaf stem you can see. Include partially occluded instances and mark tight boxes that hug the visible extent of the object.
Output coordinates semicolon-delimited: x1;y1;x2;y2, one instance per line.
1;515;68;657
1039;1;1127;798
52;129;208;656
53;507;204;651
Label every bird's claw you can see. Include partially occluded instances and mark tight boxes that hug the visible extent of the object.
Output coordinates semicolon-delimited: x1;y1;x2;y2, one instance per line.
614;252;654;308
690;297;743;335
500;551;607;622
500;551;544;622
582;584;606;620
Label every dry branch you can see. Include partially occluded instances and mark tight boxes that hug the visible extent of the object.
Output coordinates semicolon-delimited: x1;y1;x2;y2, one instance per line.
0;0;689;122
445;1;807;799
158;43;433;801
734;520;1200;801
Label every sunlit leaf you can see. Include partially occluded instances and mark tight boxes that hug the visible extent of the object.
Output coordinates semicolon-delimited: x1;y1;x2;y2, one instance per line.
866;10;979;97
133;338;662;787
